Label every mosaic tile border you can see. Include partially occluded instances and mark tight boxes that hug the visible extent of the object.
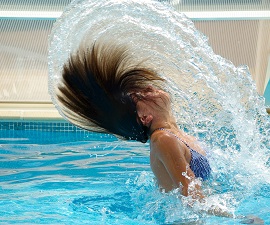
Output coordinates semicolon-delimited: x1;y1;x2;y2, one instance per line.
0;120;88;133
0;120;118;144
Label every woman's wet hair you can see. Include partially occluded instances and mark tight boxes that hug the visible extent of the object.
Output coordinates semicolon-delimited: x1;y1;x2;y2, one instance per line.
57;41;164;143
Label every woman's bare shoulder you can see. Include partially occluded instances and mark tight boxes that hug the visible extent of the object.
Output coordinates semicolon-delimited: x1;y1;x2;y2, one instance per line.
150;129;185;154
151;129;173;144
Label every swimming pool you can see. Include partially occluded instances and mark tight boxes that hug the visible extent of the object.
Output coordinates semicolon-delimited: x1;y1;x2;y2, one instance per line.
0;120;269;224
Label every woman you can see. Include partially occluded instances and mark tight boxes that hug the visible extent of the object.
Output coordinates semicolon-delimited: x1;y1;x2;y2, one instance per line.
57;41;266;221
131;87;211;198
57;41;211;200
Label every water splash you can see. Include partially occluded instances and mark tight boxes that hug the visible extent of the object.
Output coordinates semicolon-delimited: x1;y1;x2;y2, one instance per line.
48;0;270;222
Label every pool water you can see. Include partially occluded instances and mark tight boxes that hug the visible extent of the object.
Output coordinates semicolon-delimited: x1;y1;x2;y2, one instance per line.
0;129;269;224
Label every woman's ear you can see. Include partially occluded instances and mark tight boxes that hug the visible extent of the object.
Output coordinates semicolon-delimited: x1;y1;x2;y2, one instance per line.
139;114;153;127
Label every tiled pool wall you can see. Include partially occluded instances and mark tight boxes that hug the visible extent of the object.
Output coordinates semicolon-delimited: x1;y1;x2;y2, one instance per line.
0;120;117;144
0;120;85;132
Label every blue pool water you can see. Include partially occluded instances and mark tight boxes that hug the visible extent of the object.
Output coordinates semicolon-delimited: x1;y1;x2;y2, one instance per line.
0;127;269;224
44;0;270;223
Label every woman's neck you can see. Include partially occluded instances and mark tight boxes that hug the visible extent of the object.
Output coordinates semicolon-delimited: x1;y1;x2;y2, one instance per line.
147;103;178;136
149;117;178;136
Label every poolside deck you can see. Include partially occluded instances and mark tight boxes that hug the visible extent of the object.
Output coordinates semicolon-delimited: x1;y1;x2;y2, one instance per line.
0;102;63;121
0;102;269;121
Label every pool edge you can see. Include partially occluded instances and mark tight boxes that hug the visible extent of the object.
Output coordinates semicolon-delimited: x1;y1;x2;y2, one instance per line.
0;102;64;122
0;103;269;122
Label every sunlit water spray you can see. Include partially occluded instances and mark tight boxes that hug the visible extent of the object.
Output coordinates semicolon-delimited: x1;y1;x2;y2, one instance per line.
48;0;270;223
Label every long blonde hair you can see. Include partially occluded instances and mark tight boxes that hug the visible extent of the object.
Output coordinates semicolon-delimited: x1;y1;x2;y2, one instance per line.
57;41;164;142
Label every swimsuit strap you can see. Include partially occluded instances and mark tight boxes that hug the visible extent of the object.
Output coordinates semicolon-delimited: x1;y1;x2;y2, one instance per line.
155;127;191;148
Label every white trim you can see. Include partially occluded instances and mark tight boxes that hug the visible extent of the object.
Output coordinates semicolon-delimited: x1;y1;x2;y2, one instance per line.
0;11;62;19
184;10;270;20
0;10;269;20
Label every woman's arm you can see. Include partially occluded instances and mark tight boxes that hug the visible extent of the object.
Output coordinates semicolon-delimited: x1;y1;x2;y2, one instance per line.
151;133;264;223
151;133;204;199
